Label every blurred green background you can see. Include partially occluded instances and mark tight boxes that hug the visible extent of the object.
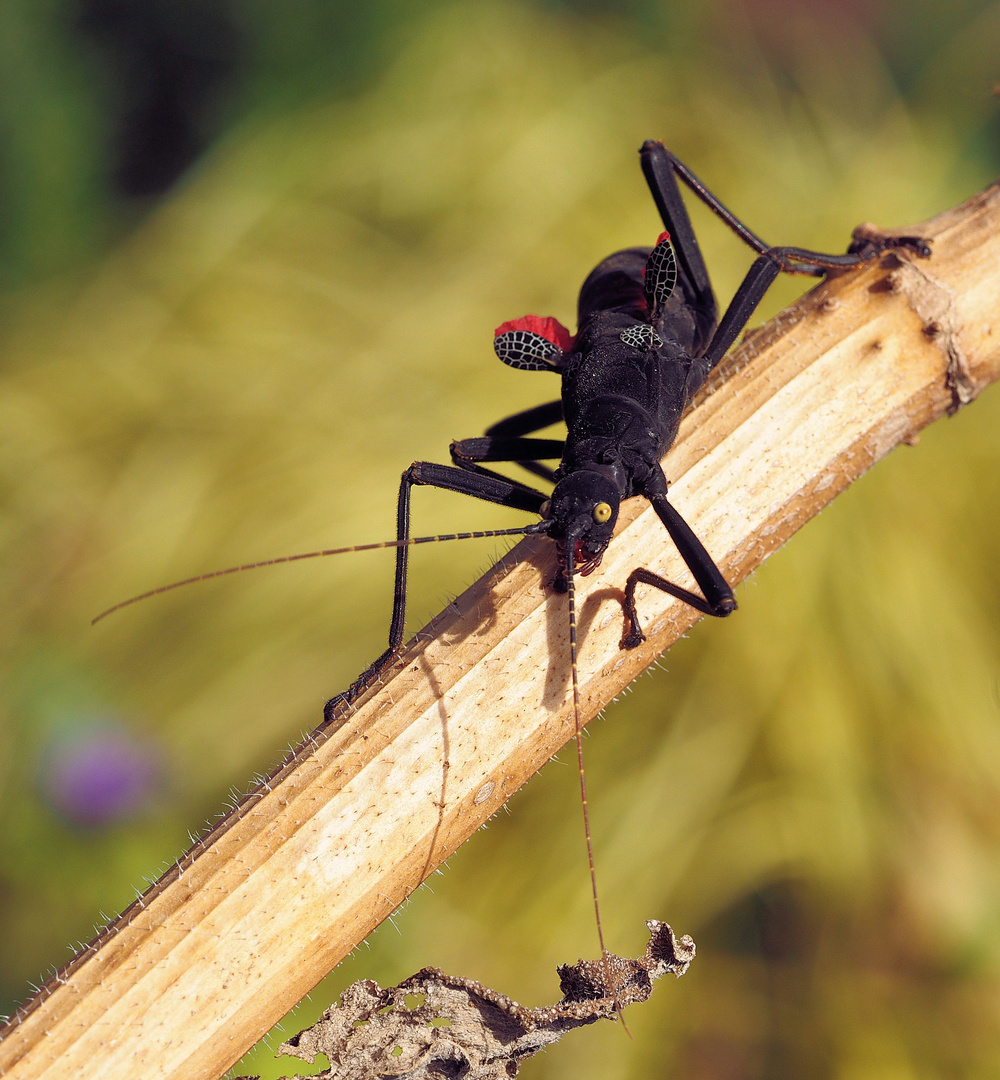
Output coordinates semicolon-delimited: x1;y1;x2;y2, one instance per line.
1;1;1000;1077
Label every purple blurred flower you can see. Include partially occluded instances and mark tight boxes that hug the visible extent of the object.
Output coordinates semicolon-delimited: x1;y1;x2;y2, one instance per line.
39;721;162;827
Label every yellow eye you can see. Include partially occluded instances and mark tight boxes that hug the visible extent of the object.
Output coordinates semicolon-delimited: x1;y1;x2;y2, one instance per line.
593;501;612;524
539;500;552;519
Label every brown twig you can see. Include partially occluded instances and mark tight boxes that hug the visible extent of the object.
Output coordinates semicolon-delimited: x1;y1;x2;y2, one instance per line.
1;180;998;1080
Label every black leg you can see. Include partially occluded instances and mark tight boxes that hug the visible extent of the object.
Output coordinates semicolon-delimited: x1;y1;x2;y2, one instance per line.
451;434;565;486
483;400;565;484
643;139;721;317
451;435;564;464
700;254;782;370
485;399;563;438
639;141;717;354
699;223;933;373
324;461;549;721
621;488;736;648
643;141;931;276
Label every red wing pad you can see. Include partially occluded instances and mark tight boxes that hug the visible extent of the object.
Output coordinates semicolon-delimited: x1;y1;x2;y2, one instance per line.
494;315;573;372
643;232;677;319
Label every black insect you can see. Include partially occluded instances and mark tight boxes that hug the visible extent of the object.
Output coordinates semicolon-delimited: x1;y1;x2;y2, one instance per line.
316;141;929;718
96;141;929;962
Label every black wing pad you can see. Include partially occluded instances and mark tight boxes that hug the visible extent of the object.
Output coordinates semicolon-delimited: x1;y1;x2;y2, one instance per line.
494;315;574;372
619;324;664;350
643;231;677;320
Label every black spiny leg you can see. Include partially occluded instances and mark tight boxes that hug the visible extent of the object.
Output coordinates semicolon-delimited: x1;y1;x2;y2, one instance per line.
325;401;568;720
457;397;565;481
323;461;548;721
640;141;718;354
642;142;931;275
699;254;783;370
644;142;931;379
621;477;736;649
485;399;563;436
451;435;565;489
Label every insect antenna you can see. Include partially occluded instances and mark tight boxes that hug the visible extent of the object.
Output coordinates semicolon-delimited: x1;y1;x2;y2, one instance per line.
92;524;544;625
565;545;628;1032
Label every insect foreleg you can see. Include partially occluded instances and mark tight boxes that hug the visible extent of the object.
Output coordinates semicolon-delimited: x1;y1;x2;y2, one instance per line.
620;491;736;649
451;435;565;487
324;462;548;720
479;399;565;483
484;399;563;437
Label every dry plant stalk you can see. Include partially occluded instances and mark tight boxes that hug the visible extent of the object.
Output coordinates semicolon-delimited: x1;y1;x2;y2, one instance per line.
0;181;998;1080
239;921;694;1080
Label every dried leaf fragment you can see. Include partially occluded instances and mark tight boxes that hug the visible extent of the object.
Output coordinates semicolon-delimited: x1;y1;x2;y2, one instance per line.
271;921;694;1080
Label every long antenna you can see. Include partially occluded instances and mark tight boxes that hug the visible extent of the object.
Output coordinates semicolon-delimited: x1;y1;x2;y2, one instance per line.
565;544;630;1032
92;525;541;624
564;546;606;961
